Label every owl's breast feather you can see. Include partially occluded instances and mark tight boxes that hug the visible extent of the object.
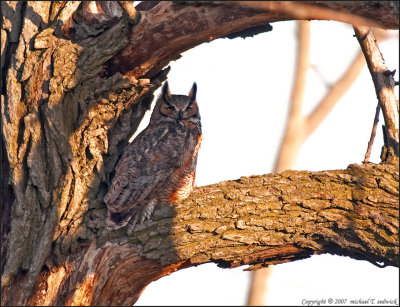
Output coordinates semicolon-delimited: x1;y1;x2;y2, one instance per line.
169;133;202;202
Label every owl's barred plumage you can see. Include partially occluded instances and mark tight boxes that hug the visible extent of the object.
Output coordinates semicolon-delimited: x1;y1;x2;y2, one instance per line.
104;81;202;232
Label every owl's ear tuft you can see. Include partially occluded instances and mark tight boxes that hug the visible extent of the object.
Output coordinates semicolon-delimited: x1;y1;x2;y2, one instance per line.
162;81;171;101
188;82;197;101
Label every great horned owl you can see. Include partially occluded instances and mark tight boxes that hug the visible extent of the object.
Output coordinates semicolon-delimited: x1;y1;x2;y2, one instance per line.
104;81;202;232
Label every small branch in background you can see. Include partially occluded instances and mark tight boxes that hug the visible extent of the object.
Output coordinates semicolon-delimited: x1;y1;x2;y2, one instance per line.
307;28;389;156
353;25;399;162
246;266;273;306
306;51;365;137
363;103;381;163
288;20;311;123
273;20;310;173
118;1;140;24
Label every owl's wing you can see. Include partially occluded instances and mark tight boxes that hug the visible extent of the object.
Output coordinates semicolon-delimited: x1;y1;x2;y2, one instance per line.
104;124;182;227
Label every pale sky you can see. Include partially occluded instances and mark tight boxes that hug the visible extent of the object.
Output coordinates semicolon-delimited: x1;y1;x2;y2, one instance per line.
134;20;399;306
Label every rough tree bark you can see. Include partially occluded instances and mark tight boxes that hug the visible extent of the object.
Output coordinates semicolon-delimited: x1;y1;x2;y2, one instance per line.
1;1;399;306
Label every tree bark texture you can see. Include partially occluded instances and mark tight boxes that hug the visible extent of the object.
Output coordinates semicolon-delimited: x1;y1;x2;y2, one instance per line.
1;162;398;305
1;1;399;305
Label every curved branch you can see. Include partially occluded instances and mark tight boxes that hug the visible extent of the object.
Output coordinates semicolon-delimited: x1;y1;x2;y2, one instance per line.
106;1;399;78
2;162;397;305
239;1;398;30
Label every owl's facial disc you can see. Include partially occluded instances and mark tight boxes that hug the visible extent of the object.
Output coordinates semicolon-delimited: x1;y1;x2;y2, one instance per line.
159;96;198;121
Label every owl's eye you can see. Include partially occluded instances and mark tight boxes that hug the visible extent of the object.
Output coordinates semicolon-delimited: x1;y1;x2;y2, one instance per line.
186;105;192;111
166;105;174;110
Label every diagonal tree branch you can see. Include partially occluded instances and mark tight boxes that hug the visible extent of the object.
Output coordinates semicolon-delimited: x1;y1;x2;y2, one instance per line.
353;25;399;163
274;29;392;173
306;51;365;138
364;103;382;163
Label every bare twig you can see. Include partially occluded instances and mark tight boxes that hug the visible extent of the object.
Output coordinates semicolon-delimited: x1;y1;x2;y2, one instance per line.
364;103;381;163
353;25;399;162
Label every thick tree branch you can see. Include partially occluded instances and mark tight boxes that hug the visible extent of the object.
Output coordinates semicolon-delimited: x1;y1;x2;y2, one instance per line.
2;162;398;305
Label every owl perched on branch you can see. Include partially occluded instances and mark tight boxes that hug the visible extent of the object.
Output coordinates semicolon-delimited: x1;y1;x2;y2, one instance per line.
104;81;202;232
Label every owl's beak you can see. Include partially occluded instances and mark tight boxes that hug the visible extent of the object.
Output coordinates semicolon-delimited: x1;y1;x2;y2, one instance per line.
178;110;183;121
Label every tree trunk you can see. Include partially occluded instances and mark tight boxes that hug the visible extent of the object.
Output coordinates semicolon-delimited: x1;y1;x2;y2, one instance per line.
1;1;399;305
